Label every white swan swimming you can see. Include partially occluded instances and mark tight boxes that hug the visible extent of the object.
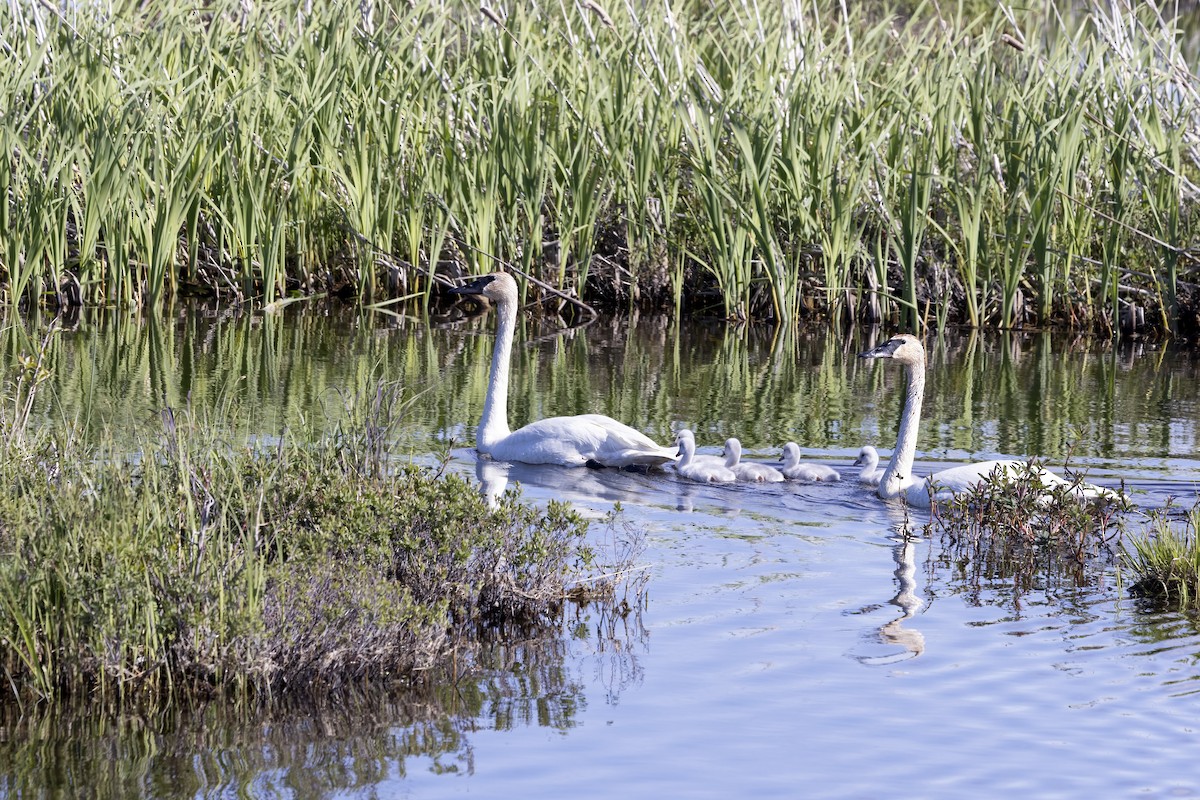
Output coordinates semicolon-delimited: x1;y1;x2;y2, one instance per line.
724;438;786;483
859;334;1114;507
852;445;885;486
675;429;737;483
781;442;841;482
450;272;678;468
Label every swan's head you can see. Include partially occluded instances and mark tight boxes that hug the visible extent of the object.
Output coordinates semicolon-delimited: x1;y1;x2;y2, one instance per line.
723;437;742;467
858;334;925;367
675;429;696;457
781;442;801;467
853;445;878;467
449;272;519;305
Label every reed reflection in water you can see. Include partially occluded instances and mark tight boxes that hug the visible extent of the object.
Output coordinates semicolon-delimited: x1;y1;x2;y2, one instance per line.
2;307;1194;486
3;304;1198;480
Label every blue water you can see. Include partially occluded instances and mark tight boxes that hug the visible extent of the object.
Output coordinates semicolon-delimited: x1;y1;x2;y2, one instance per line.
386;455;1200;798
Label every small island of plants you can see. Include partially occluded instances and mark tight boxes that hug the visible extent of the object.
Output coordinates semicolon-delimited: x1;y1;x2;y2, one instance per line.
0;381;612;708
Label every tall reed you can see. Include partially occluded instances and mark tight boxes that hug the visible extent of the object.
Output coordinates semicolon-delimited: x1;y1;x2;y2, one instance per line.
0;0;1195;332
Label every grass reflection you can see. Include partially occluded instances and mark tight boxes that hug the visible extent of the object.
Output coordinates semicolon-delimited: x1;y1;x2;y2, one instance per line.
1;307;1197;472
0;673;524;795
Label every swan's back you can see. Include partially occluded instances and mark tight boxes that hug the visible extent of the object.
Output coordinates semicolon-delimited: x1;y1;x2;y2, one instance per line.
780;442;841;482
725;438;785;483
907;459;1116;508
784;462;841;482
490;414;677;468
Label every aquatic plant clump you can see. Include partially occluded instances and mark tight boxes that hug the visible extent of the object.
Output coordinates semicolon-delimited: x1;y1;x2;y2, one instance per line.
924;460;1129;594
1122;501;1200;609
0;411;595;706
0;1;1197;332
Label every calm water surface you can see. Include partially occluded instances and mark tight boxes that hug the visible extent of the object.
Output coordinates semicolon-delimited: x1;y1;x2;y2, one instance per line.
2;306;1200;798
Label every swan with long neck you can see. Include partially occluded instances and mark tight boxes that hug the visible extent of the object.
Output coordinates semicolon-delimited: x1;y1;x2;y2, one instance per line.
859;334;1113;507
852;445;885;486
724;438;785;482
450;273;677;468
675;429;737;483
780;442;841;482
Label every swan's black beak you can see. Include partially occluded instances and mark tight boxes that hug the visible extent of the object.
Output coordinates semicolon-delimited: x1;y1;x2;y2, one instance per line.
449;275;495;296
858;337;904;359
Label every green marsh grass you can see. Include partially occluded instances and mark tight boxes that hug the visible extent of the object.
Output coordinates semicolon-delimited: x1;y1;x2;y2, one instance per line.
3;1;1198;331
1123;501;1200;610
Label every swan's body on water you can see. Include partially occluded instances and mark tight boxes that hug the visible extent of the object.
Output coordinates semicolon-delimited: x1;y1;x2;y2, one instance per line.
858;334;1114;508
675;429;737;483
781;443;841;482
450;273;677;468
853;445;885;486
724;438;786;483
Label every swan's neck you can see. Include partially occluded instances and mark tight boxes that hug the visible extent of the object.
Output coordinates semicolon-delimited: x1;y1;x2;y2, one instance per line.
478;296;515;452
880;360;924;499
677;445;693;468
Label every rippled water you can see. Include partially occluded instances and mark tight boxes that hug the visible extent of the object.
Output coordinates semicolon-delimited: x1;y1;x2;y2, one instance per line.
421;454;1199;799
2;307;1199;797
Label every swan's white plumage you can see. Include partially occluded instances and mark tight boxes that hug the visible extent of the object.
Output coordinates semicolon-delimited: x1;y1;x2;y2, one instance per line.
859;334;1114;507
451;273;677;468
852;445;885;486
675;429;736;483
781;442;841;482
724;438;785;483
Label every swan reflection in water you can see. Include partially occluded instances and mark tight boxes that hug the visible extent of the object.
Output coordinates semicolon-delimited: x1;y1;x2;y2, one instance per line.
880;532;926;658
473;450;759;519
473;449;924;662
474;454;666;511
857;528;926;665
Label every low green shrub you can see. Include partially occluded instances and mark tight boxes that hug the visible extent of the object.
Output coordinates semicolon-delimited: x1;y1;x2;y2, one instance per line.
0;405;593;707
924;461;1129;595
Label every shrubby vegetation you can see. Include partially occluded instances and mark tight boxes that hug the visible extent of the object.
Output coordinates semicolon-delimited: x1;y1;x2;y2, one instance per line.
0;386;599;708
923;460;1130;596
0;1;1197;331
924;461;1200;615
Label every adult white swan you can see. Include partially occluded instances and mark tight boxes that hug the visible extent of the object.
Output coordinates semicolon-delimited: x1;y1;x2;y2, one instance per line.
450;272;677;468
852;445;885;486
781;443;841;482
724;438;785;482
859;334;1113;507
675;429;737;483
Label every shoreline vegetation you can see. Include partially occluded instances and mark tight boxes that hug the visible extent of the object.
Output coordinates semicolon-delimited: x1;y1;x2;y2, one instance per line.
1;1;1198;334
